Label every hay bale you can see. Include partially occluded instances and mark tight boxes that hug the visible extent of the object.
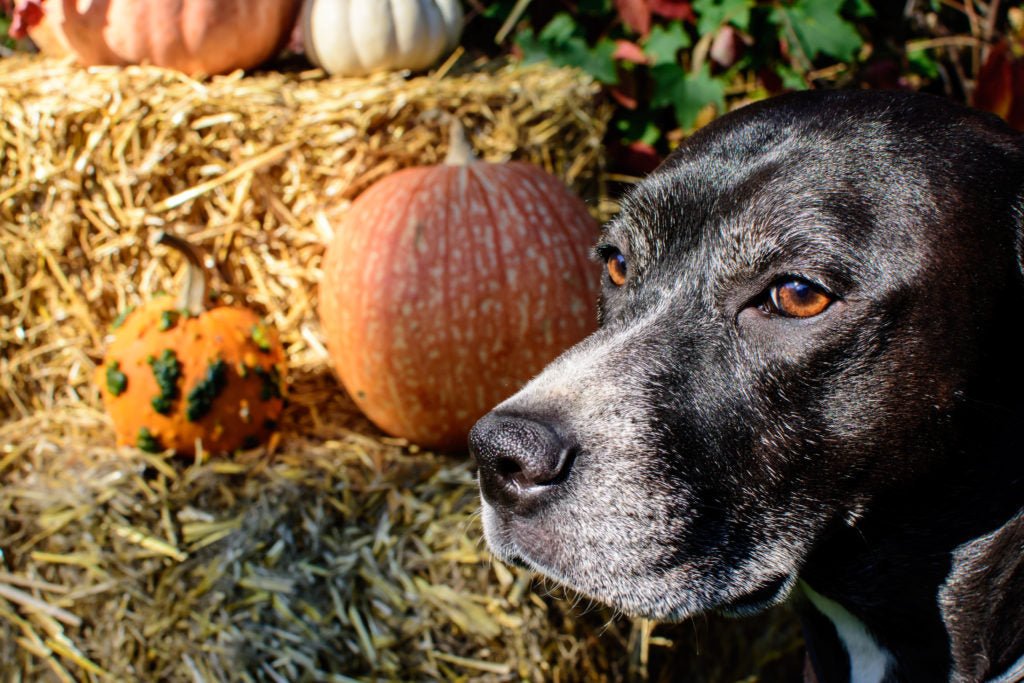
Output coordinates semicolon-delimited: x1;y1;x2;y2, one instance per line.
0;56;802;681
0;55;610;419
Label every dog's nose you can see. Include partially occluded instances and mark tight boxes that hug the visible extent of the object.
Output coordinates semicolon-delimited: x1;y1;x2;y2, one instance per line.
469;413;575;509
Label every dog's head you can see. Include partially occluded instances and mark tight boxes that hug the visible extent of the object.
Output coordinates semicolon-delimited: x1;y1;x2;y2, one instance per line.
469;91;1024;621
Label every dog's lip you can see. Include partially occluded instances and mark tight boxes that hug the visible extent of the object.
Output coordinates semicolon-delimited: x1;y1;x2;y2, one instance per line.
481;500;549;572
716;572;797;617
501;552;531;570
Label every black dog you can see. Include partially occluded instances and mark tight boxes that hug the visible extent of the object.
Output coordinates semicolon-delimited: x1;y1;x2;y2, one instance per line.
469;90;1024;682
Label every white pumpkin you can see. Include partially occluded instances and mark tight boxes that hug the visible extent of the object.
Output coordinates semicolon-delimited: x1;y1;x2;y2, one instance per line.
302;0;463;76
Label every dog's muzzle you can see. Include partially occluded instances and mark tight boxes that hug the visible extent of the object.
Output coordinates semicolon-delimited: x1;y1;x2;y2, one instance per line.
469;412;576;512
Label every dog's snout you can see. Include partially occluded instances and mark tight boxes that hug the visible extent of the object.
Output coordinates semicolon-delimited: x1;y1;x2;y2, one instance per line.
470;413;575;509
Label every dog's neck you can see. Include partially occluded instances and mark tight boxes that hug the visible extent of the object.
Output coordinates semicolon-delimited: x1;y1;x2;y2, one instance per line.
798;401;1024;682
800;582;895;683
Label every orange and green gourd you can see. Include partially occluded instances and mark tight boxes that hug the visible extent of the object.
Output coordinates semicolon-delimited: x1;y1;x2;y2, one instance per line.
97;231;286;456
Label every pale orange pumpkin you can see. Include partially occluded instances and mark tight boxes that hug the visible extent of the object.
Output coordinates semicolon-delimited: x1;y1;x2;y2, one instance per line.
318;121;600;452
23;0;301;75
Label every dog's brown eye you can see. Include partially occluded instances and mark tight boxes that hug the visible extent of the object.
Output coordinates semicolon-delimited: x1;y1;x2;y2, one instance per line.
607;252;627;287
768;279;833;318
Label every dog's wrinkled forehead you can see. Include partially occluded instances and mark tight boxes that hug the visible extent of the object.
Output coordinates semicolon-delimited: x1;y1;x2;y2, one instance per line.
603;92;1023;306
610;126;913;290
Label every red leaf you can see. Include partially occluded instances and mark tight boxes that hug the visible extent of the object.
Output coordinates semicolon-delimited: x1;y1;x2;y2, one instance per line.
974;42;1014;121
609;67;639;109
611;141;663;176
613;39;648;65
8;0;46;39
1008;58;1024;130
610;86;639;110
649;0;694;22
615;0;651;37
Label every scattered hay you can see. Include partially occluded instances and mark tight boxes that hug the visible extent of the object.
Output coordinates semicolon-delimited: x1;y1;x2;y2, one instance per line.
0;408;635;681
0;56;802;681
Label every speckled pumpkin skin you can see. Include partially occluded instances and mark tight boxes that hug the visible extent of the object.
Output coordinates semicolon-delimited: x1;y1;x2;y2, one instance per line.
98;296;286;456
319;160;600;452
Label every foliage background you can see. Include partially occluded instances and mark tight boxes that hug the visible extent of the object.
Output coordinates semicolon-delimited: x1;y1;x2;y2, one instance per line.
461;0;1024;174
3;1;1022;174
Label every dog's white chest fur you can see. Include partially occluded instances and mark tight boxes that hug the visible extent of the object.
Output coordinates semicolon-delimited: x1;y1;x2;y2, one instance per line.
802;583;895;683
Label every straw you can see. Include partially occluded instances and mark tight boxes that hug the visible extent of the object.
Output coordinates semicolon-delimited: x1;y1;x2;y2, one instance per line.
0;56;801;681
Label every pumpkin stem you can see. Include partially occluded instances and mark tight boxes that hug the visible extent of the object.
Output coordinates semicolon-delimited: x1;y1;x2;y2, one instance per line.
444;118;476;166
153;229;208;315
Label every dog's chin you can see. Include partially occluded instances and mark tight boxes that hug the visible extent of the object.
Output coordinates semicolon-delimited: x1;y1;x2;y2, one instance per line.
714;572;798;618
481;502;798;622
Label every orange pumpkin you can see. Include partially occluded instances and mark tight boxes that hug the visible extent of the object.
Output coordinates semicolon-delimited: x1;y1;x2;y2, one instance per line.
98;231;286;456
23;0;301;75
319;121;600;452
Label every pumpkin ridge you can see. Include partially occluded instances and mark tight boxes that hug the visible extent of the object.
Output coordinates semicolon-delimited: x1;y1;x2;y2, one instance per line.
368;167;437;438
438;0;463;51
390;166;446;440
466;161;513;380
419;1;447;71
357;169;429;357
463;163;501;420
359;1;397;73
474;162;532;346
437;162;457;435
507;162;599;328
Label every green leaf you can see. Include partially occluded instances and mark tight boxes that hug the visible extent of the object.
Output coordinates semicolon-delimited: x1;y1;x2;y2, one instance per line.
643;21;692;65
579;0;614;14
772;0;863;63
775;63;810;90
0;15;14;50
517;29;548;63
482;0;517;19
907;47;940;80
585;38;620;84
516;14;619;84
539;13;578;44
844;0;875;18
650;62;687;110
638;121;663;146
617;113;664;145
651;63;726;129
693;0;753;35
